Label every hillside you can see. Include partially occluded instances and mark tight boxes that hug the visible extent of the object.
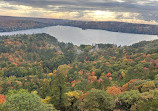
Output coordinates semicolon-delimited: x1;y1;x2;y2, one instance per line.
64;21;158;35
0;33;158;111
0;16;158;35
0;16;48;32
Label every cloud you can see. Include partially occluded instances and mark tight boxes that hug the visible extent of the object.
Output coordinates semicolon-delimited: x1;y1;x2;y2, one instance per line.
1;0;158;23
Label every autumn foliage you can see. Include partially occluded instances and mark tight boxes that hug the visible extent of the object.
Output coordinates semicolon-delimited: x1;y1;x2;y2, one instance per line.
106;86;122;95
122;79;140;91
0;33;158;111
0;95;6;104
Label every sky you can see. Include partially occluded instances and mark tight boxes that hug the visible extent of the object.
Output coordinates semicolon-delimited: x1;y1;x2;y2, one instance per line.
0;0;158;24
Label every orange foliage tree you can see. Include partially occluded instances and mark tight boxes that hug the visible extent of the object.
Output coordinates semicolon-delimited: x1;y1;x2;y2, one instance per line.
0;95;6;104
106;86;122;95
122;79;140;91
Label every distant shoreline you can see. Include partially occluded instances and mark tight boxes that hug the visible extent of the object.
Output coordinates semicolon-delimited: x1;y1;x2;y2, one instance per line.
0;16;158;35
0;25;158;36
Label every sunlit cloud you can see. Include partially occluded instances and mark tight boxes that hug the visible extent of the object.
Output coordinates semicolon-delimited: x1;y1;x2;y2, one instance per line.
0;0;158;24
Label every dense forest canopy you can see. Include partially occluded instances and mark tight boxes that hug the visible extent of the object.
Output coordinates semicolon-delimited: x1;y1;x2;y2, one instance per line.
0;33;158;111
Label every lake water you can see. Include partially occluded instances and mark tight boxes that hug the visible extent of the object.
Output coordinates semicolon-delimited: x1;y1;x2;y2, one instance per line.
0;26;157;46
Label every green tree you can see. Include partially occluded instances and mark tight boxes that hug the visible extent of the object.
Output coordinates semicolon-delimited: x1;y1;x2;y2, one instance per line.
100;78;111;90
117;90;141;110
74;79;92;92
138;98;158;111
130;89;158;111
39;79;52;99
1;89;56;111
75;89;115;111
51;65;71;110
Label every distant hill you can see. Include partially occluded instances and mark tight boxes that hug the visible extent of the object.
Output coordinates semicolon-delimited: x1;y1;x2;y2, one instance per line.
0;16;158;35
0;16;48;32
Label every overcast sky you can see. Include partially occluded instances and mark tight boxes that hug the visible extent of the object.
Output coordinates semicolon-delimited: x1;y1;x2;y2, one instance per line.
0;0;158;24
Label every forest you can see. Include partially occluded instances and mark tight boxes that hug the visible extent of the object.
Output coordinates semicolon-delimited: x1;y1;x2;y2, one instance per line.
0;16;48;32
64;21;158;35
0;33;158;111
1;16;158;35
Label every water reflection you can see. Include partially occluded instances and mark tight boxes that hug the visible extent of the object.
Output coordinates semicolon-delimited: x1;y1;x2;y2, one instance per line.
0;26;157;46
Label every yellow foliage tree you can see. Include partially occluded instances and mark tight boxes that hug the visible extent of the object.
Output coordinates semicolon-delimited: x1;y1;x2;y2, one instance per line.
141;81;156;92
42;96;52;104
121;71;126;78
65;90;82;109
65;91;81;100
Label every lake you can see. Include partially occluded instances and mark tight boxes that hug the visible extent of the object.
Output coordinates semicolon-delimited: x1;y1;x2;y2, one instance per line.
0;26;157;46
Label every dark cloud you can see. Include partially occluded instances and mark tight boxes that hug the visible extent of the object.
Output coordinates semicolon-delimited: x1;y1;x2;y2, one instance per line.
2;0;158;22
